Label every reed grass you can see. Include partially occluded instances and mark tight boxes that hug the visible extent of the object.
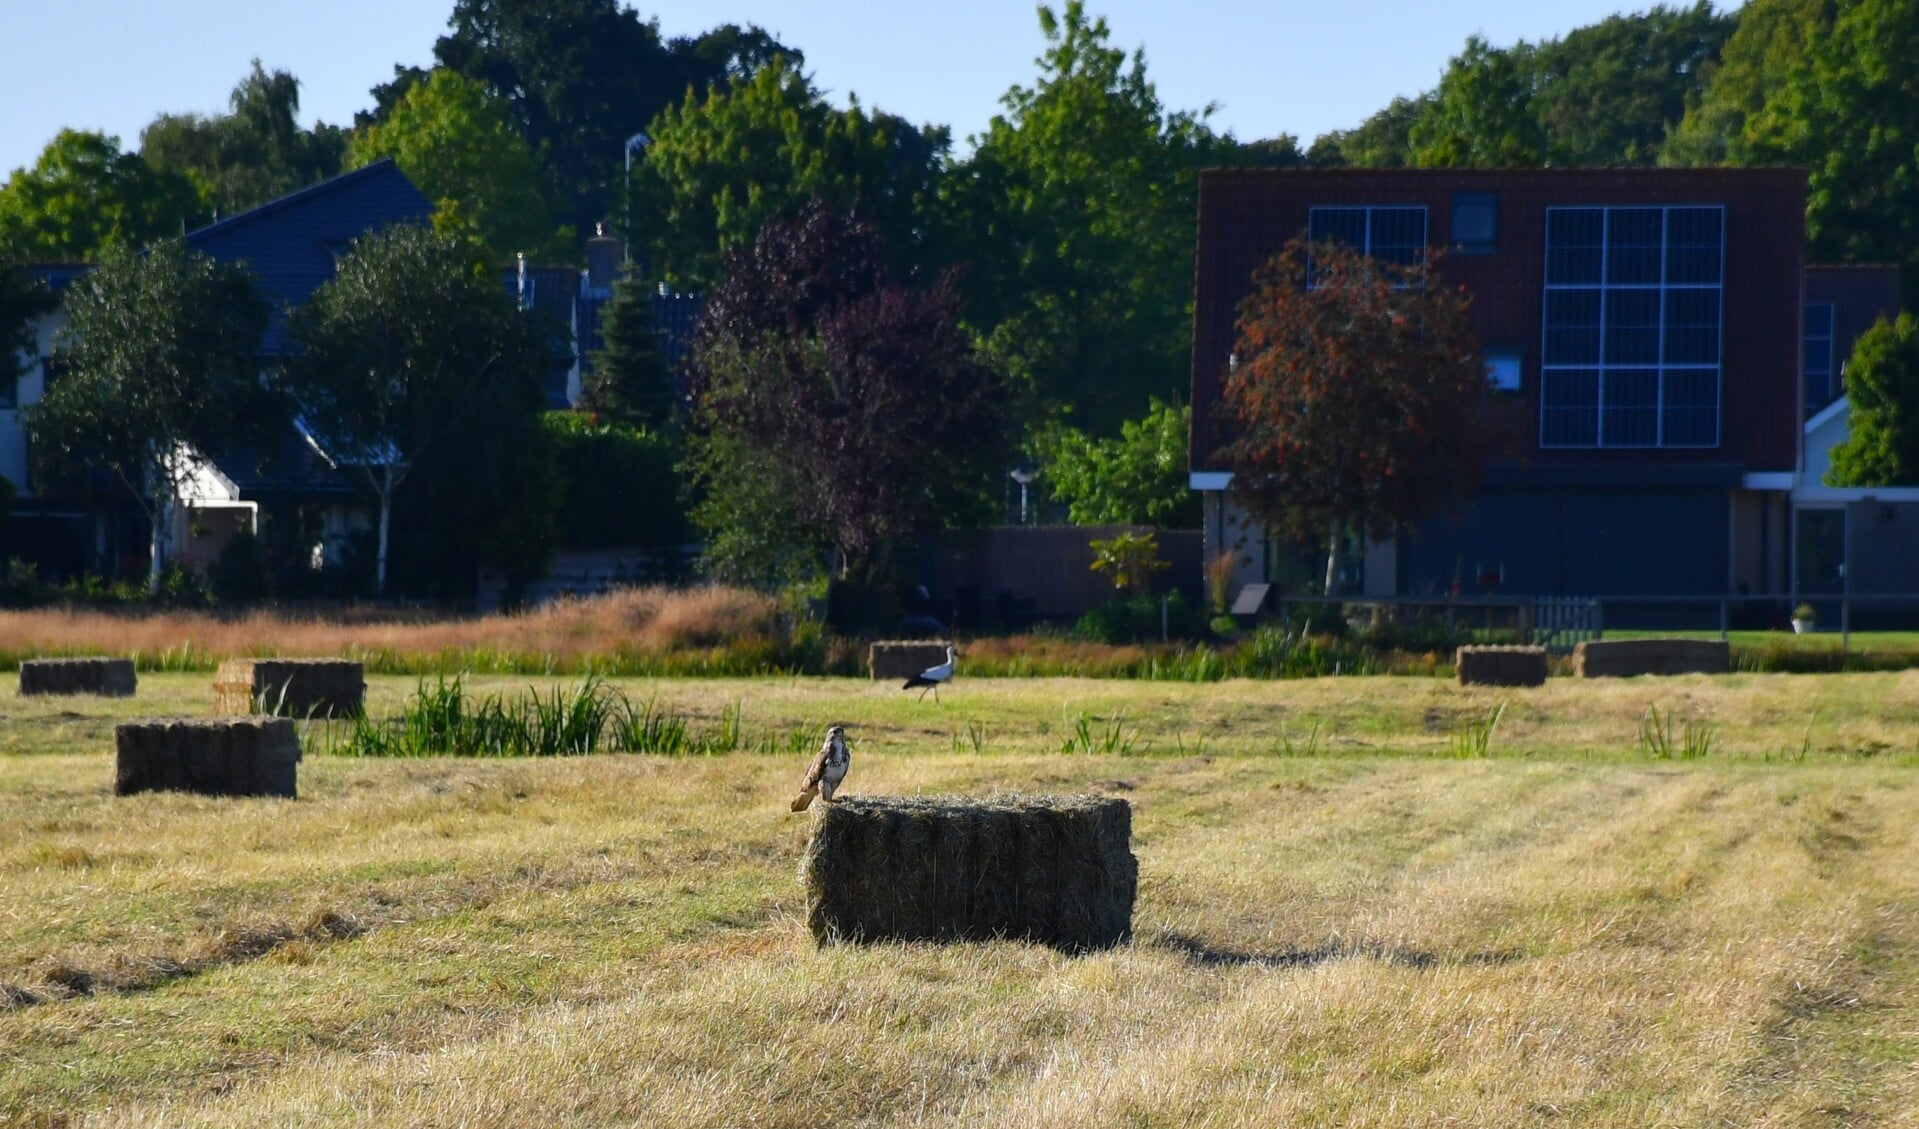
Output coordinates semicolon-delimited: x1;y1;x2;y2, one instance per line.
322;675;817;759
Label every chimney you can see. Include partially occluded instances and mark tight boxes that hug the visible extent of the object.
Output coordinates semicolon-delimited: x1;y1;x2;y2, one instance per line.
585;222;623;298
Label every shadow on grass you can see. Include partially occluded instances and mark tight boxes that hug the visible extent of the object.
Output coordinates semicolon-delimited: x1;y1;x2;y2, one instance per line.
1153;931;1522;971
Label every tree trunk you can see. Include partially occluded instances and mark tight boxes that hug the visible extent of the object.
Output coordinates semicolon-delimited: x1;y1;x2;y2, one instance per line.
1322;519;1341;598
148;494;170;593
375;465;394;598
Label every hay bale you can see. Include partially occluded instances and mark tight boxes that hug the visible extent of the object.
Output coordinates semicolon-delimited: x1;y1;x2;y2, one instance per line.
19;658;136;697
868;641;952;681
1455;645;1548;687
1574;639;1730;678
212;659;364;717
802;794;1136;951
114;717;300;798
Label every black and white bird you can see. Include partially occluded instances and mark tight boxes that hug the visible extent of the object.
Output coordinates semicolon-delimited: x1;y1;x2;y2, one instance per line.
791;725;850;812
902;644;957;702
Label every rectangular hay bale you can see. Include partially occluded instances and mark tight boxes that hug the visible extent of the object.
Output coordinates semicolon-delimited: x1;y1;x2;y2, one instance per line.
212;659;364;717
1454;645;1549;687
868;641;953;681
19;658;136;697
115;717;301;799
802;794;1136;951
1574;639;1730;678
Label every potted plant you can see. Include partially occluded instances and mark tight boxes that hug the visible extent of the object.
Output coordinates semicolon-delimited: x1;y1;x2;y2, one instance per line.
1792;603;1817;634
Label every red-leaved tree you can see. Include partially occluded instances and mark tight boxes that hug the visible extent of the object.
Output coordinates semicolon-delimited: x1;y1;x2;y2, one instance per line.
1222;238;1486;595
686;202;1012;589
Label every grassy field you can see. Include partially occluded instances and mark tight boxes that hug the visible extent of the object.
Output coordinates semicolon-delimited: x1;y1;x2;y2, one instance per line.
4;672;1919;1126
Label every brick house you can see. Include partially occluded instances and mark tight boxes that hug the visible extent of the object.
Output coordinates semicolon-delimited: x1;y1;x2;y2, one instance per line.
1188;167;1907;616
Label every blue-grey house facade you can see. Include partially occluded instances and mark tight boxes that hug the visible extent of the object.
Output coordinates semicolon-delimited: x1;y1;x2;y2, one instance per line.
0;159;433;580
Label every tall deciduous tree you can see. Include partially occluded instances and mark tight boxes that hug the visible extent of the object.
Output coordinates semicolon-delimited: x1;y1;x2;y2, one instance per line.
282;225;556;595
583;273;676;431
1034;399;1200;527
1223;239;1485;595
1320;5;1732;170
429;0;802;237
1827;314;1919;487
1;265;56;387
1734;0;1919;274
140;62;346;217
346;68;568;264
0;131;204;262
686;203;1010;586
1662;0;1827;167
950;1;1222;434
1526;2;1731;166
23;241;272;589
627;57;947;289
1408;37;1545;167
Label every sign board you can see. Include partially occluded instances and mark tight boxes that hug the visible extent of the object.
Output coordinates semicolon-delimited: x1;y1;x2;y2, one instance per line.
1229;583;1271;616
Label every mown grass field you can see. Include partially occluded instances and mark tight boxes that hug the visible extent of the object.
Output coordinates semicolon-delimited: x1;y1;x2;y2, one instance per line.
4;671;1919;1126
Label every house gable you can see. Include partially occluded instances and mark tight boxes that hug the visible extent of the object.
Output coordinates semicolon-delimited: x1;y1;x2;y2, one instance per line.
186;158;434;351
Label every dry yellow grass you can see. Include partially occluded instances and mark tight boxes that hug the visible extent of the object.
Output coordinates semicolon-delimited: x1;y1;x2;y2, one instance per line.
1;673;1916;1126
0;586;785;666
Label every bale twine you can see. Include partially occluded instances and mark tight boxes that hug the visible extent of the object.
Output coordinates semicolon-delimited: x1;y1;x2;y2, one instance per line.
868;641;952;681
1454;645;1548;687
19;658;136;697
801;794;1136;951
1573;639;1730;678
212;659;364;717
115;717;300;798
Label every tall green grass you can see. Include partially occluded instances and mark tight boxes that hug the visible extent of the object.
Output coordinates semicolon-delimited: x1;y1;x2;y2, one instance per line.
320;675;821;758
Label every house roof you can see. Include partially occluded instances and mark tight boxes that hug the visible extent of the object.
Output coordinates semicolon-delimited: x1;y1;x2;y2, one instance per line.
183;158;423;245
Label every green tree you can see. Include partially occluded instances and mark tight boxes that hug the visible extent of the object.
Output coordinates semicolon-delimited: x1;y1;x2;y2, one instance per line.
1223;239;1485;595
583;273;676;430
1527;2;1732;166
139;62;346;217
346;68;568;264
1;265;56;387
1308;95;1428;168
430;0;803;237
543;411;688;549
1321;5;1731;170
950;2;1222;433
686;203;1010;587
1827;314;1919;486
627;56;948;289
1662;0;1827;166
1734;0;1919;273
1408;36;1545;167
281;225;556;595
1034;399;1200;527
0;131;204;261
23;241;271;590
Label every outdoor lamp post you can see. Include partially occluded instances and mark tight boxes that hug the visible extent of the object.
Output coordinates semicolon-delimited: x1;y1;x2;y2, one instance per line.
1009;468;1036;525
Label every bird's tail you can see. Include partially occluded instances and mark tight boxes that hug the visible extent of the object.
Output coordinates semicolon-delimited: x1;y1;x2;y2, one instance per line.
791;790;816;812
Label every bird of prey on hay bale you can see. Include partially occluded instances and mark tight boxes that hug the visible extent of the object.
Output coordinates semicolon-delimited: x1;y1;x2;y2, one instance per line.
903;644;957;702
791;724;850;812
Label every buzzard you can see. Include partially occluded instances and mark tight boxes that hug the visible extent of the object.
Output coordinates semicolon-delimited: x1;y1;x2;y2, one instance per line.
791;724;850;812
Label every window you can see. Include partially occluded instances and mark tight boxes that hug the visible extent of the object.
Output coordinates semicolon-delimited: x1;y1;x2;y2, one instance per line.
1485;349;1522;393
1539;205;1723;449
1804;303;1835;413
1451;192;1498;253
1307;206;1429;281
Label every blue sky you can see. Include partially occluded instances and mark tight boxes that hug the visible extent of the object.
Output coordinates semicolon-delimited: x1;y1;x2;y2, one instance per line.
1;0;1731;177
